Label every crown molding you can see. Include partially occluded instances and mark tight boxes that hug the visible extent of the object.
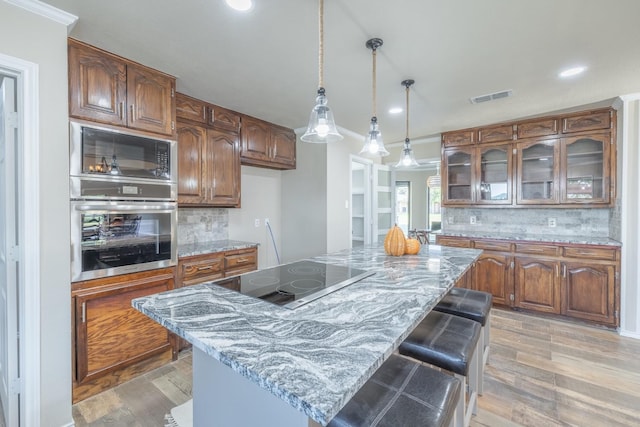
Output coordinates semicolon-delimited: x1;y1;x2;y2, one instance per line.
5;0;78;32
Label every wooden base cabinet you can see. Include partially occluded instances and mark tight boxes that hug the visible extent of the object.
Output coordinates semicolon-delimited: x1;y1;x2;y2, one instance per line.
437;235;619;327
474;252;513;306
515;257;561;314
71;268;175;403
562;263;616;325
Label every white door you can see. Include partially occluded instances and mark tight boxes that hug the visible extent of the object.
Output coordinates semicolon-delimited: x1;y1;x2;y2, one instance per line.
373;164;394;243
0;74;20;427
350;157;372;247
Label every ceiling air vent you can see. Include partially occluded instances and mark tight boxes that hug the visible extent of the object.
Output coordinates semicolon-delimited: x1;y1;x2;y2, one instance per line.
470;89;513;104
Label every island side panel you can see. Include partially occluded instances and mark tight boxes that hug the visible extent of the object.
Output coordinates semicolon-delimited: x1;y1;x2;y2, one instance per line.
193;347;311;427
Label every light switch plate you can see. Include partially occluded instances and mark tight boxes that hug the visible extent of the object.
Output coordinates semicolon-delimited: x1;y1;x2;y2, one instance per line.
548;217;556;227
470;216;477;225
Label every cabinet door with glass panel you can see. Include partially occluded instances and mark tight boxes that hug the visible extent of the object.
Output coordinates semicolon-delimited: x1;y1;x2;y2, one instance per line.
560;133;610;204
516;139;559;204
443;147;475;204
476;144;512;204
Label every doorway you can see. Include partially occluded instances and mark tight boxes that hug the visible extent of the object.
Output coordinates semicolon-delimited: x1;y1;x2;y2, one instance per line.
350;157;372;247
0;72;19;427
395;181;410;235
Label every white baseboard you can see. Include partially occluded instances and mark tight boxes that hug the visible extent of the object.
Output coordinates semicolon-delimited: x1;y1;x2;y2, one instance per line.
619;329;640;340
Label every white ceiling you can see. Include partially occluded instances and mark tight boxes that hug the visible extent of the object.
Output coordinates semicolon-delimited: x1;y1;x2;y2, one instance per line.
45;0;640;145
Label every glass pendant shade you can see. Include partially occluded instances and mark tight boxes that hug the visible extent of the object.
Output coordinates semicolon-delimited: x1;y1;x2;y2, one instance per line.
301;88;343;143
360;117;389;156
396;138;419;168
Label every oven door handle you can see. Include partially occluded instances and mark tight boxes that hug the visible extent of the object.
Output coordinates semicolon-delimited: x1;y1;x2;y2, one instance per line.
72;202;176;212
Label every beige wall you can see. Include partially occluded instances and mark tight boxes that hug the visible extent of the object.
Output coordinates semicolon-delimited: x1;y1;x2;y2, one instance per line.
281;140;327;262
228;166;282;269
0;2;72;425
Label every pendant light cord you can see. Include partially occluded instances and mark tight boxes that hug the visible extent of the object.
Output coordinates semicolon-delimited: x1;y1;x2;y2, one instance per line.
405;84;410;142
372;47;377;117
318;0;324;89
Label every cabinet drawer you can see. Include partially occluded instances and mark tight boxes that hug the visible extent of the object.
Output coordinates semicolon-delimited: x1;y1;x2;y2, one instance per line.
478;124;514;143
181;256;224;283
225;249;257;270
515;243;559;256
473;240;512;252
563;246;617;261
442;130;475;147
562;110;611;133
436;236;472;248
517;118;558;139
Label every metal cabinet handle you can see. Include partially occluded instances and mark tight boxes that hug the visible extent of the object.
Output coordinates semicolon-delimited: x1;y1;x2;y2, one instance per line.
119;101;125;119
197;266;213;271
130;104;136;122
81;302;86;323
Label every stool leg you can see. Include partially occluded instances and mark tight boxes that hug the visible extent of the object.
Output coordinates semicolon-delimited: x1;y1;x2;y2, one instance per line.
468;347;479;417
454;373;465;427
483;312;491;366
477;328;484;396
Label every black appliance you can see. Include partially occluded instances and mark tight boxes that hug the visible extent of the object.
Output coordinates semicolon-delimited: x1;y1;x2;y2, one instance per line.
225;260;375;309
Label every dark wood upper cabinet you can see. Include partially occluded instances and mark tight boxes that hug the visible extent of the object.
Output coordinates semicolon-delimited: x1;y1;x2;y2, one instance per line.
68;40;127;126
441;108;616;207
208;105;241;133
177;122;241;208
176;123;206;204
69;39;175;136
240;116;296;170
176;92;207;124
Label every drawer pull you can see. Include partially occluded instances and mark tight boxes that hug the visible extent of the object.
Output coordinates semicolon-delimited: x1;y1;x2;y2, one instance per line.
197;266;214;271
234;258;249;263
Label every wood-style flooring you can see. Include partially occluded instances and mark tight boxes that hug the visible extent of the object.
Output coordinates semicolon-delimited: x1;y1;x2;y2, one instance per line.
72;308;640;427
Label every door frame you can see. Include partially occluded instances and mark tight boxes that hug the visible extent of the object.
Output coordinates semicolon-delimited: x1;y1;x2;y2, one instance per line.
0;52;41;427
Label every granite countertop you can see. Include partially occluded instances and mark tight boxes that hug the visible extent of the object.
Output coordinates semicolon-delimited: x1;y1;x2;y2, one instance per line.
132;244;482;426
435;230;621;247
177;239;258;258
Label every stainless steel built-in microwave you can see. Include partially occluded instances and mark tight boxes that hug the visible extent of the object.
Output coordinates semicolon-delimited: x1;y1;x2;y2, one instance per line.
69;119;177;201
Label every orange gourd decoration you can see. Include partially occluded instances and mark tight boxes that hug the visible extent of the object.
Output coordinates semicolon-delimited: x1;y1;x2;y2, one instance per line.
384;225;406;256
404;238;421;255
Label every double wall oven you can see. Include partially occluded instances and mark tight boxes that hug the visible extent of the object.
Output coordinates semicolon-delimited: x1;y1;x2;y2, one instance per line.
70;119;178;282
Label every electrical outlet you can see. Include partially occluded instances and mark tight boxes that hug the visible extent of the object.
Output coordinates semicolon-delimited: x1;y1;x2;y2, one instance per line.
470;216;477;225
548;217;556;227
254;218;260;227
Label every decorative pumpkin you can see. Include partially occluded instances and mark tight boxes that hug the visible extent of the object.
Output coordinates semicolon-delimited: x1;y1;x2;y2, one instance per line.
384;225;406;256
404;238;421;255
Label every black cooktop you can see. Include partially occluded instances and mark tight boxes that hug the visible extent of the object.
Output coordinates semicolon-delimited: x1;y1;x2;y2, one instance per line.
234;260;375;309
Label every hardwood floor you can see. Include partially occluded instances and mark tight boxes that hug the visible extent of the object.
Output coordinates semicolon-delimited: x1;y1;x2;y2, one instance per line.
72;309;640;426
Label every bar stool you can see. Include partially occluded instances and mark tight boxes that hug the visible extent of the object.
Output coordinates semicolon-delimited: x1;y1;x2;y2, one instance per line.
399;311;481;427
433;287;492;393
327;354;461;427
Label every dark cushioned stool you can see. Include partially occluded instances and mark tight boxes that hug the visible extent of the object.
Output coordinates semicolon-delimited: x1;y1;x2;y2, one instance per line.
434;287;492;394
327;354;461;427
399;311;481;427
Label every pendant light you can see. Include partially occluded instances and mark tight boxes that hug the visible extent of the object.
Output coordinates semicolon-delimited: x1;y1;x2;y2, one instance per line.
360;38;389;156
301;0;343;143
396;79;419;168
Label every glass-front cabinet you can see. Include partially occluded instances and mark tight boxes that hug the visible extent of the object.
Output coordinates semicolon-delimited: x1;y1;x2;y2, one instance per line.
443;147;474;204
561;134;610;204
516;139;559;204
477;144;512;204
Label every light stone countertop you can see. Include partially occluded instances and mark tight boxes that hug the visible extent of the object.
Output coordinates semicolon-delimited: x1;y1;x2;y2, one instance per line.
177;239;258;258
132;244;481;425
435;230;621;247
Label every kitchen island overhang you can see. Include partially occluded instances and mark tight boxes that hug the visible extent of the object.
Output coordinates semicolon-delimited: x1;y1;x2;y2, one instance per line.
133;244;482;426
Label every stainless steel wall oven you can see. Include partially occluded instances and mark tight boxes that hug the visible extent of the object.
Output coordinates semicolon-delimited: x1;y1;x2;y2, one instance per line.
70;120;178;282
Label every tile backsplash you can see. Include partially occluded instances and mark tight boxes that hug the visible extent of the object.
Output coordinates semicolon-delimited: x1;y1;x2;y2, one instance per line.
178;208;228;245
442;207;614;238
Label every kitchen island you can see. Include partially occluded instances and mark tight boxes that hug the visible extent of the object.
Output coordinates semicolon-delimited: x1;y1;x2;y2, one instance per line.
133;244;481;426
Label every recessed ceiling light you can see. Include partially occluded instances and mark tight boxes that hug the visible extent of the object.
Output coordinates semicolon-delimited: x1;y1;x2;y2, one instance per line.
388;107;403;114
559;66;587;78
225;0;253;11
